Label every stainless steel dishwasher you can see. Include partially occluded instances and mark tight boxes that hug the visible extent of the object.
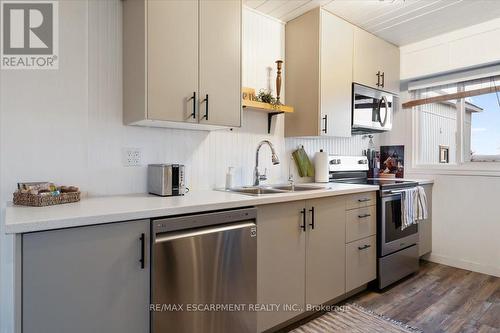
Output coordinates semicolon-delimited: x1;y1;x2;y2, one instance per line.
151;208;257;333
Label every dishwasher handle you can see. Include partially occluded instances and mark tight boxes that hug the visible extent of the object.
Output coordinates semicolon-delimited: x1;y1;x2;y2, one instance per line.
155;222;256;244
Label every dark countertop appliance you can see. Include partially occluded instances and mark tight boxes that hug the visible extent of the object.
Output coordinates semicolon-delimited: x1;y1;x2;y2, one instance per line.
329;155;420;289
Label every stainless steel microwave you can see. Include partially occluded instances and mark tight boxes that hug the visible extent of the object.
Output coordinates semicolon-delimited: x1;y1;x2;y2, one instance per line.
352;83;395;134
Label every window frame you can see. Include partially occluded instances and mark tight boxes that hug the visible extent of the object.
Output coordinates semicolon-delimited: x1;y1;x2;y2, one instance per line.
410;81;500;174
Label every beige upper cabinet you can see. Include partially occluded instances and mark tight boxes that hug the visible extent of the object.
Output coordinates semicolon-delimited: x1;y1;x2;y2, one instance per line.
353;27;400;94
305;197;346;306
199;0;241;127
285;9;353;137
123;0;241;130
147;0;198;123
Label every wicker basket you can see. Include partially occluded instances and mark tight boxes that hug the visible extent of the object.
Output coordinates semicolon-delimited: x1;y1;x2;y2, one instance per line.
13;191;81;207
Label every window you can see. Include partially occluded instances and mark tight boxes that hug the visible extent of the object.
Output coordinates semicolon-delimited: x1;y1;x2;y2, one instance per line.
413;84;460;165
409;74;500;166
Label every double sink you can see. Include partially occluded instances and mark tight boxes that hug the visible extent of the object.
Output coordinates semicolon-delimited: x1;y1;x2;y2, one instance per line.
226;184;326;196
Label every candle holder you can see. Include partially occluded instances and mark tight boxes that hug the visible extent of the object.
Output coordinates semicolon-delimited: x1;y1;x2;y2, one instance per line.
275;60;283;104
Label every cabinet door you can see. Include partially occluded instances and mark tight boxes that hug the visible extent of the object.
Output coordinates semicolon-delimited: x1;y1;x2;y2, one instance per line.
418;184;433;256
320;11;353;137
353;27;383;90
257;201;306;332
199;0;241;127
380;43;400;94
305;196;346;306
23;220;150;333
147;0;198;123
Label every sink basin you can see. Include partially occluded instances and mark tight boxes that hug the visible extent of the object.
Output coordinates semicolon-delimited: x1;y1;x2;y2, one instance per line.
227;187;286;196
225;184;326;196
271;185;325;192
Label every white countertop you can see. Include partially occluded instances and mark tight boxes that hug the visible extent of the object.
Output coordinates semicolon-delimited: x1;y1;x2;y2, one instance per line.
4;183;379;234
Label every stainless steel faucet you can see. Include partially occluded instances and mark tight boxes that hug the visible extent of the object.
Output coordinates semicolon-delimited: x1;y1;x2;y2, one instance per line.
254;140;280;186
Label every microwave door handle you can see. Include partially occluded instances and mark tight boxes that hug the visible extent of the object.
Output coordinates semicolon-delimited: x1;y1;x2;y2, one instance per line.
378;96;389;127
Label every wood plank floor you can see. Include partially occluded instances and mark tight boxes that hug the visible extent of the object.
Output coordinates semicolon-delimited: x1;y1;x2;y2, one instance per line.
347;261;500;333
282;261;499;333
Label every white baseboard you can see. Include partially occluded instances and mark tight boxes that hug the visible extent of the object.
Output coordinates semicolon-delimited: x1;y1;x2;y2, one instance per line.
426;253;500;277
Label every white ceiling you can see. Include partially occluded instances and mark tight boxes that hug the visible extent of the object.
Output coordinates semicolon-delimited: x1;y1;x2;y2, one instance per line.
244;0;500;46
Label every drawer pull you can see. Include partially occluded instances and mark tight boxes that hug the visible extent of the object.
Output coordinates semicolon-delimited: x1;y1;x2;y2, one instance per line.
358;214;371;219
358;244;371;250
358;198;371;203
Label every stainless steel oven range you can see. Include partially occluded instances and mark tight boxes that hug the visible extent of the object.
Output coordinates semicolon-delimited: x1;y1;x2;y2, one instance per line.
329;155;420;289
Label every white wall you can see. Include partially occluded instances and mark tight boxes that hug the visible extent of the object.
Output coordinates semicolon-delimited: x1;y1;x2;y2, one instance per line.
400;17;500;80
385;20;500;278
0;3;372;331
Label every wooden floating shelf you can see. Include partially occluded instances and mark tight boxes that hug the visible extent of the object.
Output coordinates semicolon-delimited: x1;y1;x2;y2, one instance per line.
242;100;294;113
241;87;294;133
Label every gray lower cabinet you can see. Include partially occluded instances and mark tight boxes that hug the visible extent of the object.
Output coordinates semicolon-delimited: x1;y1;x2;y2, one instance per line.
418;184;433;256
22;220;150;333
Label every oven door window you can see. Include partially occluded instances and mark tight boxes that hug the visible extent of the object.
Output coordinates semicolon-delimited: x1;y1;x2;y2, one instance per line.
384;196;418;243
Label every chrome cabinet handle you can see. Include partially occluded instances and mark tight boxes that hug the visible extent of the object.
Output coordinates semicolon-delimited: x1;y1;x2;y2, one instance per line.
381;72;385;88
376;71;381;87
322;115;328;134
358;244;371;250
358;214;371;219
358;198;371;202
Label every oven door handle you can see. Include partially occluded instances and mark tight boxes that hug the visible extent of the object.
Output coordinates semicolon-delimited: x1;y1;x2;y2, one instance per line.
388;189;408;194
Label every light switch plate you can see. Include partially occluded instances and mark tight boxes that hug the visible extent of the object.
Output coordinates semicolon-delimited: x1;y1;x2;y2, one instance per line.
122;148;142;167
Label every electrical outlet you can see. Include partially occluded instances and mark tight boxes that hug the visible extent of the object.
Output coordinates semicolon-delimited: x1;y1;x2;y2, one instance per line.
122;148;142;167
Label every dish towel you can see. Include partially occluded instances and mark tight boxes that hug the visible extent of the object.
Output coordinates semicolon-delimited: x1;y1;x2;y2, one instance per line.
292;146;315;178
401;186;428;230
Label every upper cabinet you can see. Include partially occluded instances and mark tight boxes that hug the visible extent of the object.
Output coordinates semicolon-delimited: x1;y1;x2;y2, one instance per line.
123;0;241;130
353;27;400;94
285;9;400;137
285;8;353;137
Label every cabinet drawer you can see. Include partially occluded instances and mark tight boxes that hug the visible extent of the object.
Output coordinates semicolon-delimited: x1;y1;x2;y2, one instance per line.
345;192;376;210
346;235;376;292
346;206;376;243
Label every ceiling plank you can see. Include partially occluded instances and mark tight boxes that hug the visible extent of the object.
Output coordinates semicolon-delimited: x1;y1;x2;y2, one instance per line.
279;0;333;22
244;0;268;9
